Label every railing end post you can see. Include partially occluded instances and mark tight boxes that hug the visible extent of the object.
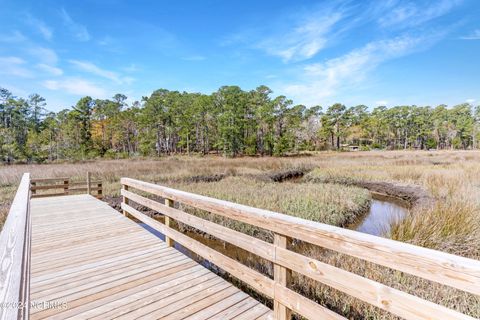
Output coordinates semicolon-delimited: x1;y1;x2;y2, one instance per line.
31;181;36;195
274;233;292;320
86;172;91;195
122;184;129;217
64;179;69;195
165;198;174;247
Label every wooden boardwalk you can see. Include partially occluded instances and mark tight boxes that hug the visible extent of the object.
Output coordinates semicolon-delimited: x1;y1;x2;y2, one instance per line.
29;194;272;319
2;173;479;320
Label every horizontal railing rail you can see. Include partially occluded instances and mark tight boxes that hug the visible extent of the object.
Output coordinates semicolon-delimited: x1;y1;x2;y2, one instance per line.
30;172;102;199
121;177;480;320
0;173;32;320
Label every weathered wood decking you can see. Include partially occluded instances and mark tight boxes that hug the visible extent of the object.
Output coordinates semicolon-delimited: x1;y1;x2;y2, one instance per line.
29;194;272;319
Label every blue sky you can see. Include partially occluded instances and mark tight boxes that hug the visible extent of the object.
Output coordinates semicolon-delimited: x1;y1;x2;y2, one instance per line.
0;0;479;111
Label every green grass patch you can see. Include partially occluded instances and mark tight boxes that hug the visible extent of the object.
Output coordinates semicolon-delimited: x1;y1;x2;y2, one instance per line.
173;176;371;227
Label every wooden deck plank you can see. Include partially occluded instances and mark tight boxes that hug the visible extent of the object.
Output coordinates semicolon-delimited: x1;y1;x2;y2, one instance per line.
38;260;195;307
232;304;273;320
85;270;220;319
125;280;231;319
31;245;166;285
29;194;272;320
160;286;241;320
208;298;261;320
63;266;212;319
32;255;191;301
31;237;160;274
32;230;151;260
32;222;139;240
31;232;158;262
180;291;249;320
31;250;177;294
31;234;160;264
31;261;198;319
92;277;227;320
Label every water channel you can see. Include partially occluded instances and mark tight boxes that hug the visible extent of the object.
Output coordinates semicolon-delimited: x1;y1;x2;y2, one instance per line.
349;193;409;236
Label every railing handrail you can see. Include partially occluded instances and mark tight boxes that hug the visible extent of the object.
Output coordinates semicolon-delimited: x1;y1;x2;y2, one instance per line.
0;173;31;320
121;177;480;320
30;173;102;199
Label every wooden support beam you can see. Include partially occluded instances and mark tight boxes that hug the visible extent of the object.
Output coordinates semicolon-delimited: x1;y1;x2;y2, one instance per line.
274;233;292;320
165;198;174;247
63;179;69;195
31;192;67;198
122;185;129;217
31;181;36;195
30;177;69;183
97;182;102;199
86;172;91;195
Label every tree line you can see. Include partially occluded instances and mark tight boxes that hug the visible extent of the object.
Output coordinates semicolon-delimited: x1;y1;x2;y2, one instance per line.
1;85;479;163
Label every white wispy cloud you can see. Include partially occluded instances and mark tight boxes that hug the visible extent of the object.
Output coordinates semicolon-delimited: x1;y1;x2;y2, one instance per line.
97;36;114;46
0;56;34;78
258;12;342;62
281;33;443;106
0;30;27;42
378;0;462;28
36;63;63;76
69;60;134;85
255;0;460;106
256;7;346;62
69;60;117;81
222;2;362;63
460;29;480;40
466;98;476;104
25;14;53;40
43;78;107;97
60;8;90;41
96;35;125;53
182;55;206;61
376;100;389;106
236;0;459;65
29;47;58;65
123;64;139;72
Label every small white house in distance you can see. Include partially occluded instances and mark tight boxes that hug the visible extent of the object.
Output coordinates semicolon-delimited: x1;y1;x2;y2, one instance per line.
340;144;360;151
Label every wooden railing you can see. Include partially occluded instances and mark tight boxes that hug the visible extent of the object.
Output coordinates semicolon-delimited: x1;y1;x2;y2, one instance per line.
121;177;480;320
0;173;31;320
30;172;102;199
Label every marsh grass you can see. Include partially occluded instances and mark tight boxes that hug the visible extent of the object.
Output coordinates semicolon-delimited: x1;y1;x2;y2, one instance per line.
174;177;370;229
391;200;480;259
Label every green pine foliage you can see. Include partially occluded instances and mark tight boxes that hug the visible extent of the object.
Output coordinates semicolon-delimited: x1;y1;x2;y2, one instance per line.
1;86;480;163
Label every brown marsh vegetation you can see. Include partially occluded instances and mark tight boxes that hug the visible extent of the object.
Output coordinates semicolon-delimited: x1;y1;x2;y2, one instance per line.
1;150;479;318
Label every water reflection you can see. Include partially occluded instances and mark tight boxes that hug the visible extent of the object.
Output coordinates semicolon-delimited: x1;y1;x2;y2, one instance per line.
351;194;409;237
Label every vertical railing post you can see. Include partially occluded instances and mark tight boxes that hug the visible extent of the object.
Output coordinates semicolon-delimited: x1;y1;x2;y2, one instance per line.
97;182;102;199
165;198;174;247
86;172;91;195
122;184;129;217
274;233;292;320
31;181;36;196
63;179;69;195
